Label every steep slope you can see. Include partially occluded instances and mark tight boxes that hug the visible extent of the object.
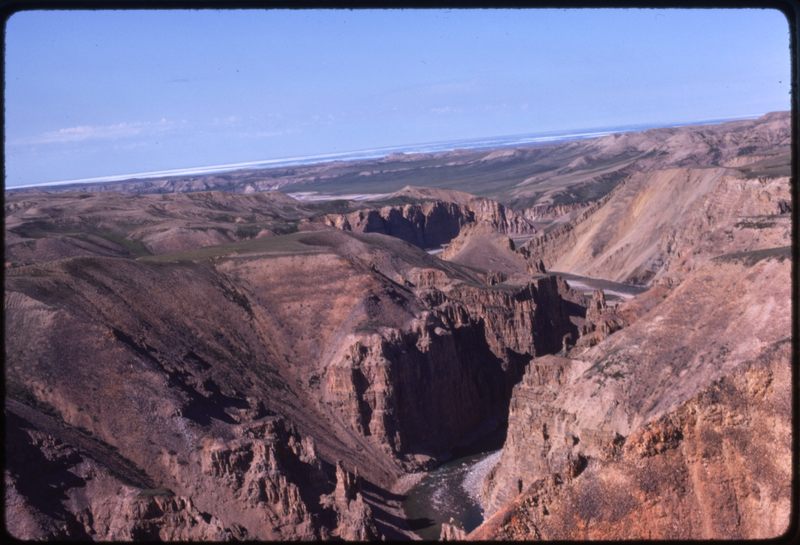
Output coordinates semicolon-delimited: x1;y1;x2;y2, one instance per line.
474;249;791;539
4;227;579;540
440;223;540;282
522;168;791;285
4;111;791;541
459;110;795;541
322;188;536;249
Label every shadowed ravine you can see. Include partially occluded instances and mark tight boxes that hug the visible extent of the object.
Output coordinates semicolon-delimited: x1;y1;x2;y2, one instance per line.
402;450;501;540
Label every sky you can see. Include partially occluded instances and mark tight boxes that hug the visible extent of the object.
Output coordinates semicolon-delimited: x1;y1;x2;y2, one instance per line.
4;8;791;188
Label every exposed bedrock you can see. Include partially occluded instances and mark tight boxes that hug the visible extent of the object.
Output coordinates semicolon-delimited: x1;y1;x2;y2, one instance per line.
474;343;791;540
5;400;238;541
320;269;580;466
323;195;535;249
575;289;624;348
4;229;581;540
4;112;791;541
5;387;385;541
474;253;791;539
519;168;792;286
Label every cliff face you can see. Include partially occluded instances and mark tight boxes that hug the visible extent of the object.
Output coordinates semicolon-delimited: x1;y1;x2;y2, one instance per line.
5;378;373;541
576;290;624;348
320;272;579;464
323;193;535;249
439;222;540;282
323;201;468;248
475;251;792;539
5;399;238;541
474;342;790;540
465;115;794;541
517;195;613;271
4;227;579;540
321;323;507;463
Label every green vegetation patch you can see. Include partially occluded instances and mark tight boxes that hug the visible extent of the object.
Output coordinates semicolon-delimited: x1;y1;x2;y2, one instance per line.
551;168;630;206
9;220;62;238
714;246;791;265
138;231;329;263
736;151;791;179
734;217;780;230
136;487;175;498
87;230;152;256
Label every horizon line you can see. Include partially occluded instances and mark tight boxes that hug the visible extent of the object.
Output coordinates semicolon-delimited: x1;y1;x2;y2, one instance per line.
6;111;770;190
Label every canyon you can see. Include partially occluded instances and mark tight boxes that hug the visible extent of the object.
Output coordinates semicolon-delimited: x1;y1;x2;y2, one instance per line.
4;111;794;540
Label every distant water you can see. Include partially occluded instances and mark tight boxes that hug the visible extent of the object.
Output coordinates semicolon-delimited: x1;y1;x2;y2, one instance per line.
403;450;501;540
11;114;762;190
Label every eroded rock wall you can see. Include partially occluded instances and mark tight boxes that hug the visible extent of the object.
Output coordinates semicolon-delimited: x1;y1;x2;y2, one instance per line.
475;253;792;540
323;196;535;249
4;229;580;540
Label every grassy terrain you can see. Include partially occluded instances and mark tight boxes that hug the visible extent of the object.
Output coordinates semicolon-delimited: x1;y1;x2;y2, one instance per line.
138;231;329;263
714;245;791;265
281;146;648;209
736;150;791;179
84;230;152;256
9;220;154;258
281;147;582;202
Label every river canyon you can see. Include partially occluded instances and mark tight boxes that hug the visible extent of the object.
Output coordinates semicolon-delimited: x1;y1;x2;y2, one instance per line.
4;112;794;540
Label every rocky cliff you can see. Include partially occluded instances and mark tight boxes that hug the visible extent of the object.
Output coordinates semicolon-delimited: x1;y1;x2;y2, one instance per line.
322;189;535;249
474;249;792;540
4;226;580;540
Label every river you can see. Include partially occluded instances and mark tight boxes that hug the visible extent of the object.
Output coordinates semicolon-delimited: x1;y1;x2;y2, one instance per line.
551;271;647;301
400;272;642;540
402;450;501;540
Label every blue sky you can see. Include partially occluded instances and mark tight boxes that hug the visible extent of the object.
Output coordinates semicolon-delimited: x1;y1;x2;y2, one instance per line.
4;8;791;187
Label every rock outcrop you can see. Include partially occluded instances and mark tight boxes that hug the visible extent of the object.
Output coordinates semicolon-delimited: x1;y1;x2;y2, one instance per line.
323;190;535;249
575;289;624;348
439;222;535;280
319;462;379;540
474;251;792;540
4;226;580;540
318;260;579;464
516;194;613;270
323;201;469;248
440;518;468;540
4;401;240;541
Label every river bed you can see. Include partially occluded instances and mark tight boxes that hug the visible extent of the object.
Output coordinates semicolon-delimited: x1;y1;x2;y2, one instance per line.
402;450;501;540
551;271;647;301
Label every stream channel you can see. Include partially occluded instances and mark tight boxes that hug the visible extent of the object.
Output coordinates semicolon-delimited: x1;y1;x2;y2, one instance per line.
400;273;645;539
402;450;501;540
